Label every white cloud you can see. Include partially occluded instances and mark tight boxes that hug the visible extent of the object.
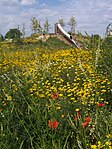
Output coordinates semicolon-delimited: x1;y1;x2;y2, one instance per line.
19;0;37;5
0;0;19;6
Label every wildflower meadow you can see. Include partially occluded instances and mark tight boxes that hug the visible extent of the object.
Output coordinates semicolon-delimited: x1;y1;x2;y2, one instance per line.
0;36;112;149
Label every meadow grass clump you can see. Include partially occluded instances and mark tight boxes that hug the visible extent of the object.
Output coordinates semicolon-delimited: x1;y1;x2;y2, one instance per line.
0;39;112;149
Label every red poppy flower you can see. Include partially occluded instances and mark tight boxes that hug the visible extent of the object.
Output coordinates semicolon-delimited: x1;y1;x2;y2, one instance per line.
48;121;59;129
85;117;91;123
97;103;104;107
82;122;89;128
77;110;80;115
73;110;81;121
73;116;78;121
51;93;58;99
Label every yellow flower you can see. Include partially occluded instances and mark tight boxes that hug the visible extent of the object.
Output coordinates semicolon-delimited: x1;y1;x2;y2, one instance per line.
105;101;109;104
106;134;111;138
101;89;106;93
105;142;109;146
61;115;65;118
70;98;75;101
67;94;72;97
5;94;12;101
75;108;80;112
73;100;77;103
105;141;111;147
100;98;104;101
98;141;102;148
59;94;63;97
39;94;45;98
47;94;51;97
56;106;61;110
91;145;97;149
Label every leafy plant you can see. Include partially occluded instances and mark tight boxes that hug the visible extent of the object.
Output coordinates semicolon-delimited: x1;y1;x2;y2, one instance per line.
5;28;22;39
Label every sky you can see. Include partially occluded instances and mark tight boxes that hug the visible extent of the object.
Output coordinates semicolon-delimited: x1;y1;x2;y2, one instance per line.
0;0;112;37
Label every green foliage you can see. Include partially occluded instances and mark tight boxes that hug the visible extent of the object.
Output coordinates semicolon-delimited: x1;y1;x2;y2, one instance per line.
43;17;51;34
89;34;101;49
58;18;65;27
68;16;77;34
101;36;112;50
44;37;71;49
0;34;4;41
97;36;112;80
5;28;22;39
30;17;42;34
22;23;26;38
80;34;102;50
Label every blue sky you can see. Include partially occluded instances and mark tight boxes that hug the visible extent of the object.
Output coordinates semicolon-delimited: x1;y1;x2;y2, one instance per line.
0;0;112;37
